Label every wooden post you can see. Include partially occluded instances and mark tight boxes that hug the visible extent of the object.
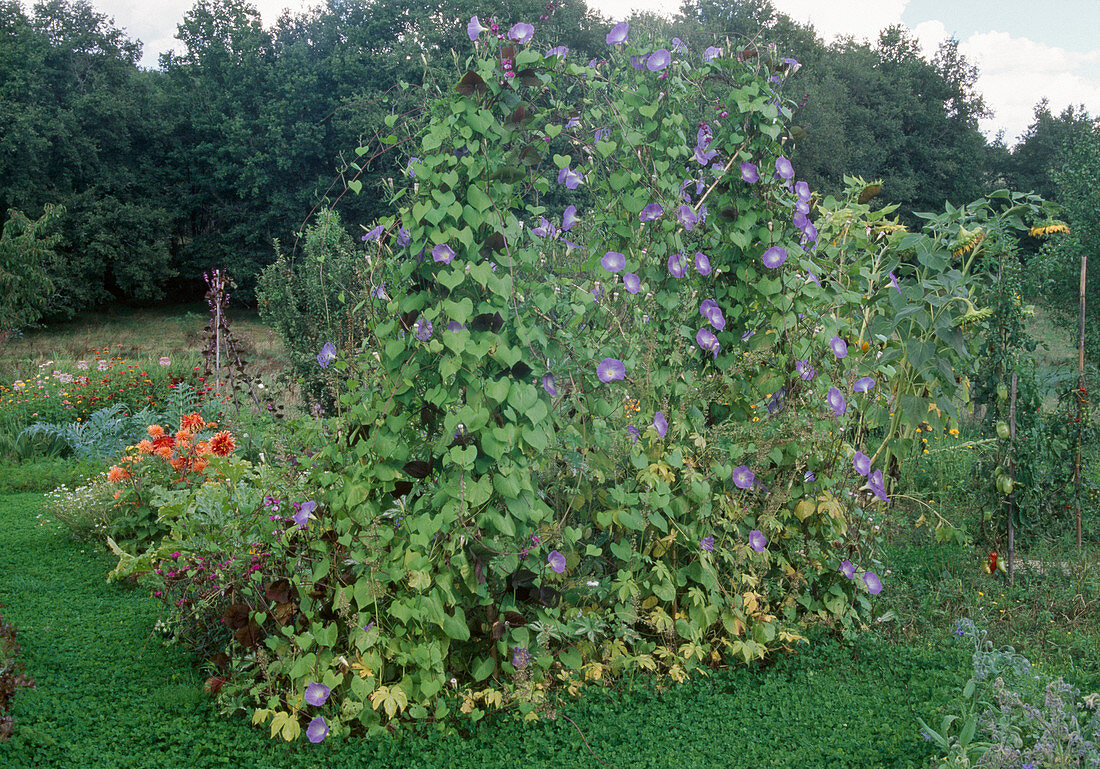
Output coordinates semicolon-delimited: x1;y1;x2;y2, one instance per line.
1076;254;1087;549
1008;371;1017;584
215;275;222;397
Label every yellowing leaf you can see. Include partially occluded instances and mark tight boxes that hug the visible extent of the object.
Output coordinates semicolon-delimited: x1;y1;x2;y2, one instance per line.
794;498;816;521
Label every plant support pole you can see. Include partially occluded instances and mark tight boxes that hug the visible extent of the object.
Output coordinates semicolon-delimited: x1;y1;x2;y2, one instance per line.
1008;371;1016;584
1076;254;1086;549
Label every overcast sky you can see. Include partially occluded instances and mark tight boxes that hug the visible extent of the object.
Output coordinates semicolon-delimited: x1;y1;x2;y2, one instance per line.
84;0;1100;145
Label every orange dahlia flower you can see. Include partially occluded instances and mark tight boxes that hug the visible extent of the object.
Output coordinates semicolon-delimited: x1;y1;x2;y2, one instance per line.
154;446;173;460
170;457;188;473
147;424;165;439
209;431;236;457
180;413;206;432
136;439;154;454
107;465;130;483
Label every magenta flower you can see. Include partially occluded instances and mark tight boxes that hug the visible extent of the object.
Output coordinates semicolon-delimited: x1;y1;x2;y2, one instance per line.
640;203;663;222
775;156;794;180
508;23;534;43
795;181;811;201
597;358;626;383
741;161;759;183
762;246;787;269
305;682;331;707
700;535;714;552
677;205;698;230
829;336;848;359
668;253;686;278
694;252;712;275
622;272;641;294
863;571;883;595
542;373;558;396
827;387;846;417
317;342;337;368
606;22;629;45
306;716;329;743
548;550;566;573
433;243;455;264
653;411;668;437
732;465;755;490
696;327;720;358
601;251;626;273
749;530;767;552
647;48;671;71
853;377;875;393
853;451;871;476
562;205;578;232
467;16;488;41
840;560;856;579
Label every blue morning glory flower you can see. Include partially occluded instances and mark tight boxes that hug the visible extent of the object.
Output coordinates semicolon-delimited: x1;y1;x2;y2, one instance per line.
749;530;767;552
853;451;871;476
678;205;698;230
557;166;583;190
890;271;901;293
606;22;628;45
700;535;714;551
795;360;815;381
467;16;488;41
827;387;846;417
601;251;626;273
732;465;755;490
597;358;626;383
695;252;712;275
703;46;721;62
782;57;801;74
542;373;557;396
622;272;641;293
294;500;316;527
762;246;787;268
853;377;875;393
531;217;554;238
414;317;432;341
548;550;566;573
509;23;534;44
396;227;410;247
546;46;569;58
317;342;337;368
671;37;687;53
867;469;888;502
594;127;611;142
668;253;686;278
433;244;455;264
795;181;811;201
741;161;759;183
863;571;883;594
696;327;720;358
653;411;668;437
840;560;856;579
362;225;383;241
829;336;848;359
562;205;578;232
694;145;718;165
640;203;664;222
627;425;640;445
647;48;671;71
306;716;329;743
305;682;331;706
775;156;794;180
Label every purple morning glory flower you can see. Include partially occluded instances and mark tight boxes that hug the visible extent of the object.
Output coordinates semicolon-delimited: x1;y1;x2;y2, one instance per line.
414;317;433;341
447;320;465;332
433;243;455;264
775;156;794;180
703;46;721;62
793;211;809;230
795;360;815;381
305;682;331;706
863;571;883;594
509;23;534;44
867;469;889;502
732;465;755;490
531;217;553;238
546;46;569;58
668;253;686;278
840;560;856;579
742;329;755;342
597;358;626;383
671;37;687;53
890;271;901;293
678;205;698;230
606;22;628;45
700;301;725;330
467;16;488;41
542;373;557;396
396;227;410;247
627;424;640;445
749;530;767;552
741;161;759;183
695;252;712;276
594;127;611;143
557;166;583;190
807;271;821;287
647;48;671;71
362;224;383;241
562;205;578;232
306;716;329;743
512;647;530;669
653;411;668;437
694;144;718;165
782;57;801;74
700;535;714;552
827;387;846;417
640;203;664;222
700;298;718;317
829;336;848;359
796;199;811;215
622;272;640;293
405;157;421;178
853;452;871;476
630;54;646;70
696;327;720;358
548;550;566;573
601;251;626;273
853;377;875;393
762;246;787;269
804;470;816;483
294;500;316;527
317;342;336;368
795;181;811;201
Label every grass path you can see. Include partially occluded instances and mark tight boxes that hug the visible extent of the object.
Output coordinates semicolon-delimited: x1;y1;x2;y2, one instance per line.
0;491;954;768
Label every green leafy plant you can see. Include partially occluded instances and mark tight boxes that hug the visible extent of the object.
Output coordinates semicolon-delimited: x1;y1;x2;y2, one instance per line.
21;403;161;459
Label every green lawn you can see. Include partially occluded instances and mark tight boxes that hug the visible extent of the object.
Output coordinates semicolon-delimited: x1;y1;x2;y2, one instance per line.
0;490;955;768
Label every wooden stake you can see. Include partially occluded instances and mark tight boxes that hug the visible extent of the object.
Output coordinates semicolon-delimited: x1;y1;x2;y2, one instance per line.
1008;370;1016;584
1076;254;1087;549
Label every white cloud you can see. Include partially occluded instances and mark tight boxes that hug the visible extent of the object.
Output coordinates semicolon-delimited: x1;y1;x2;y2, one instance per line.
769;0;908;44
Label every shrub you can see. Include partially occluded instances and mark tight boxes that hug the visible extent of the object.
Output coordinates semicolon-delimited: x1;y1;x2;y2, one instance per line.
22;403;161;459
42;474;119;542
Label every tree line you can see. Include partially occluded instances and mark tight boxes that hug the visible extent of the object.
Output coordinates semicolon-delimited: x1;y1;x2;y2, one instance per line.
0;0;1096;324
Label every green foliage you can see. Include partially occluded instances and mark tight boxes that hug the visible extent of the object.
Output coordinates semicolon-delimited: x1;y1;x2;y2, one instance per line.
21;403;161;459
0;603;34;742
41;473;118;542
0;457;97;494
0;207;61;337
